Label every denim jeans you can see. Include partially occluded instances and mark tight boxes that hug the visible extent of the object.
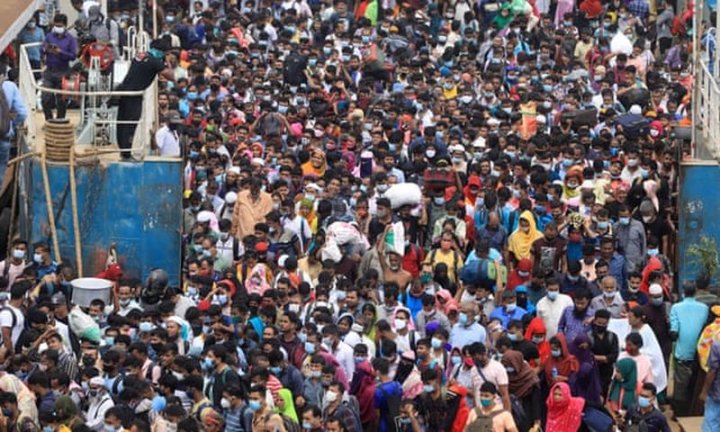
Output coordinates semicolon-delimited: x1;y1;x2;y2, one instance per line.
704;396;720;432
0;139;10;184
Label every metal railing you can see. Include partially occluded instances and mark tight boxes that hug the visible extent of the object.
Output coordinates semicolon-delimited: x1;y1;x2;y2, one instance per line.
694;59;720;160
18;40;157;160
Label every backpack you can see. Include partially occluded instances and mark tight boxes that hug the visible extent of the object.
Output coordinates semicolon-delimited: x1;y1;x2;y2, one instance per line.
465;407;503;432
0;81;12;138
283;52;306;86
378;382;401;432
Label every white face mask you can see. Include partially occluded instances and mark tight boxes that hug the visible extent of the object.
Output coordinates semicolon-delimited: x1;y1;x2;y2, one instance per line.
394;318;407;330
52;25;65;34
426;149;436;158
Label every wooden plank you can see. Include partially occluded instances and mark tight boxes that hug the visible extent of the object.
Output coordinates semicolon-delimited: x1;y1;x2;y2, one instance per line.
677;416;704;432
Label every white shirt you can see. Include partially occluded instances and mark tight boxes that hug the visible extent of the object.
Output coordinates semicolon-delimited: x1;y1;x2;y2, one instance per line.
331;340;355;378
155;125;180;157
0;259;26;289
216;235;240;263
0;304;25;347
536;293;575;338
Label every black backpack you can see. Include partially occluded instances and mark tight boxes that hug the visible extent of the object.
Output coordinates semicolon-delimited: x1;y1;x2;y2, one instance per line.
283;52;306;86
378;382;401;432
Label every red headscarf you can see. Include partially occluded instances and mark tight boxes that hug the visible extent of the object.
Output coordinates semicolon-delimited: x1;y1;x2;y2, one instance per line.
463;175;482;206
544;333;579;386
546;382;586;432
525;317;550;366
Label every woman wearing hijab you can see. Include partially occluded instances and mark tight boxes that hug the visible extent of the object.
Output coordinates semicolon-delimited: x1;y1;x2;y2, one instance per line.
545;382;586;432
508;211;543;264
435;289;459;316
561;166;584;201
349;359;378;429
544;334;579;388
275;389;299;424
572;334;603;403
301;149;327;177
524;317;550;372
245;263;272;296
463;175;482;219
608;358;638;412
501;350;542;432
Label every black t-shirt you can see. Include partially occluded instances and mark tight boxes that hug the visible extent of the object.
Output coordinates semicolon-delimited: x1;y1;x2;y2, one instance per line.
118;56;165;91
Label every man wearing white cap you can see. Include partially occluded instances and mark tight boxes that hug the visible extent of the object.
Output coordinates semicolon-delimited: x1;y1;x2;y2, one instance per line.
85;376;115;430
216;191;237;222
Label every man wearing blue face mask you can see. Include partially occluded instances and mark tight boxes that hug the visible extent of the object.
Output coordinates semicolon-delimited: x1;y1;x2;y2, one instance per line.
489;290;528;329
621;383;670;432
451;302;487;347
613;205;646;274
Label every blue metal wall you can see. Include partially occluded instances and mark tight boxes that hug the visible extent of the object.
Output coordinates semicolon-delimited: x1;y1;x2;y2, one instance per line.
20;158;183;286
678;162;720;288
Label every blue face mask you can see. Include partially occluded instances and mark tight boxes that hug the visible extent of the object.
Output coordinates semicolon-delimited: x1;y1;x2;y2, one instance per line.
423;384;434;393
451;355;462;365
480;397;493;407
458;312;468;325
304;341;316;354
248;400;262;412
651;297;664;306
270;366;282;375
508;333;519;342
551;349;562;357
647;248;659;257
638;396;652;408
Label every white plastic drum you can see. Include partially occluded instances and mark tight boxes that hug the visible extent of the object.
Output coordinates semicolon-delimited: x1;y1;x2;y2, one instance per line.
71;277;112;308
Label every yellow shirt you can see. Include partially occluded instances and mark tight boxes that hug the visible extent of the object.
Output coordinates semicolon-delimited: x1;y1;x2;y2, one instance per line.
426;248;463;283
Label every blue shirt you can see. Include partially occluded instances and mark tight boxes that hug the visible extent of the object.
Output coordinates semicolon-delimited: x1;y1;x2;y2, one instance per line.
670;297;709;360
17;27;45;61
557;305;595;346
489;306;528;329
2;81;28;139
375;381;403;432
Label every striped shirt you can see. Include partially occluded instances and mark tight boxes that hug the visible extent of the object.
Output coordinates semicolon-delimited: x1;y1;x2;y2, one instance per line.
224;406;246;432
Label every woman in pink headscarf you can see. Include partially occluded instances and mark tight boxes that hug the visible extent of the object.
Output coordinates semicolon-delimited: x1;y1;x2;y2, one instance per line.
245;263;271;295
435;289;458;316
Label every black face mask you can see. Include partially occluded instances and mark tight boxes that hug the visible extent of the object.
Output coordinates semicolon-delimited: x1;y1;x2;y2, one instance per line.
593;324;607;334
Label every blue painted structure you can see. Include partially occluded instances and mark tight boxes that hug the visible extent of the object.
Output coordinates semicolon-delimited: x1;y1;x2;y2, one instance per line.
18;157;183;286
677;161;720;289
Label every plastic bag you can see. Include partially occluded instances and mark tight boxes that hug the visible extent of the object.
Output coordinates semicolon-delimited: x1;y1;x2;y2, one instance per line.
384;222;405;255
69;306;101;343
384;183;423;209
610;32;632;54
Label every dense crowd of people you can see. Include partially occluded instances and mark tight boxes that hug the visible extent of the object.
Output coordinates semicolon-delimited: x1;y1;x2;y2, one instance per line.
1;0;719;431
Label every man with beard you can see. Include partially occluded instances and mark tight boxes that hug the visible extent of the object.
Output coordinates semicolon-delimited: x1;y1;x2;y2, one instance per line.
557;287;595;347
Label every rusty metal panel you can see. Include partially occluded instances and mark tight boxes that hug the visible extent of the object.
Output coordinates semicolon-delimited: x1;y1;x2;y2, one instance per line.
24;159;182;286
